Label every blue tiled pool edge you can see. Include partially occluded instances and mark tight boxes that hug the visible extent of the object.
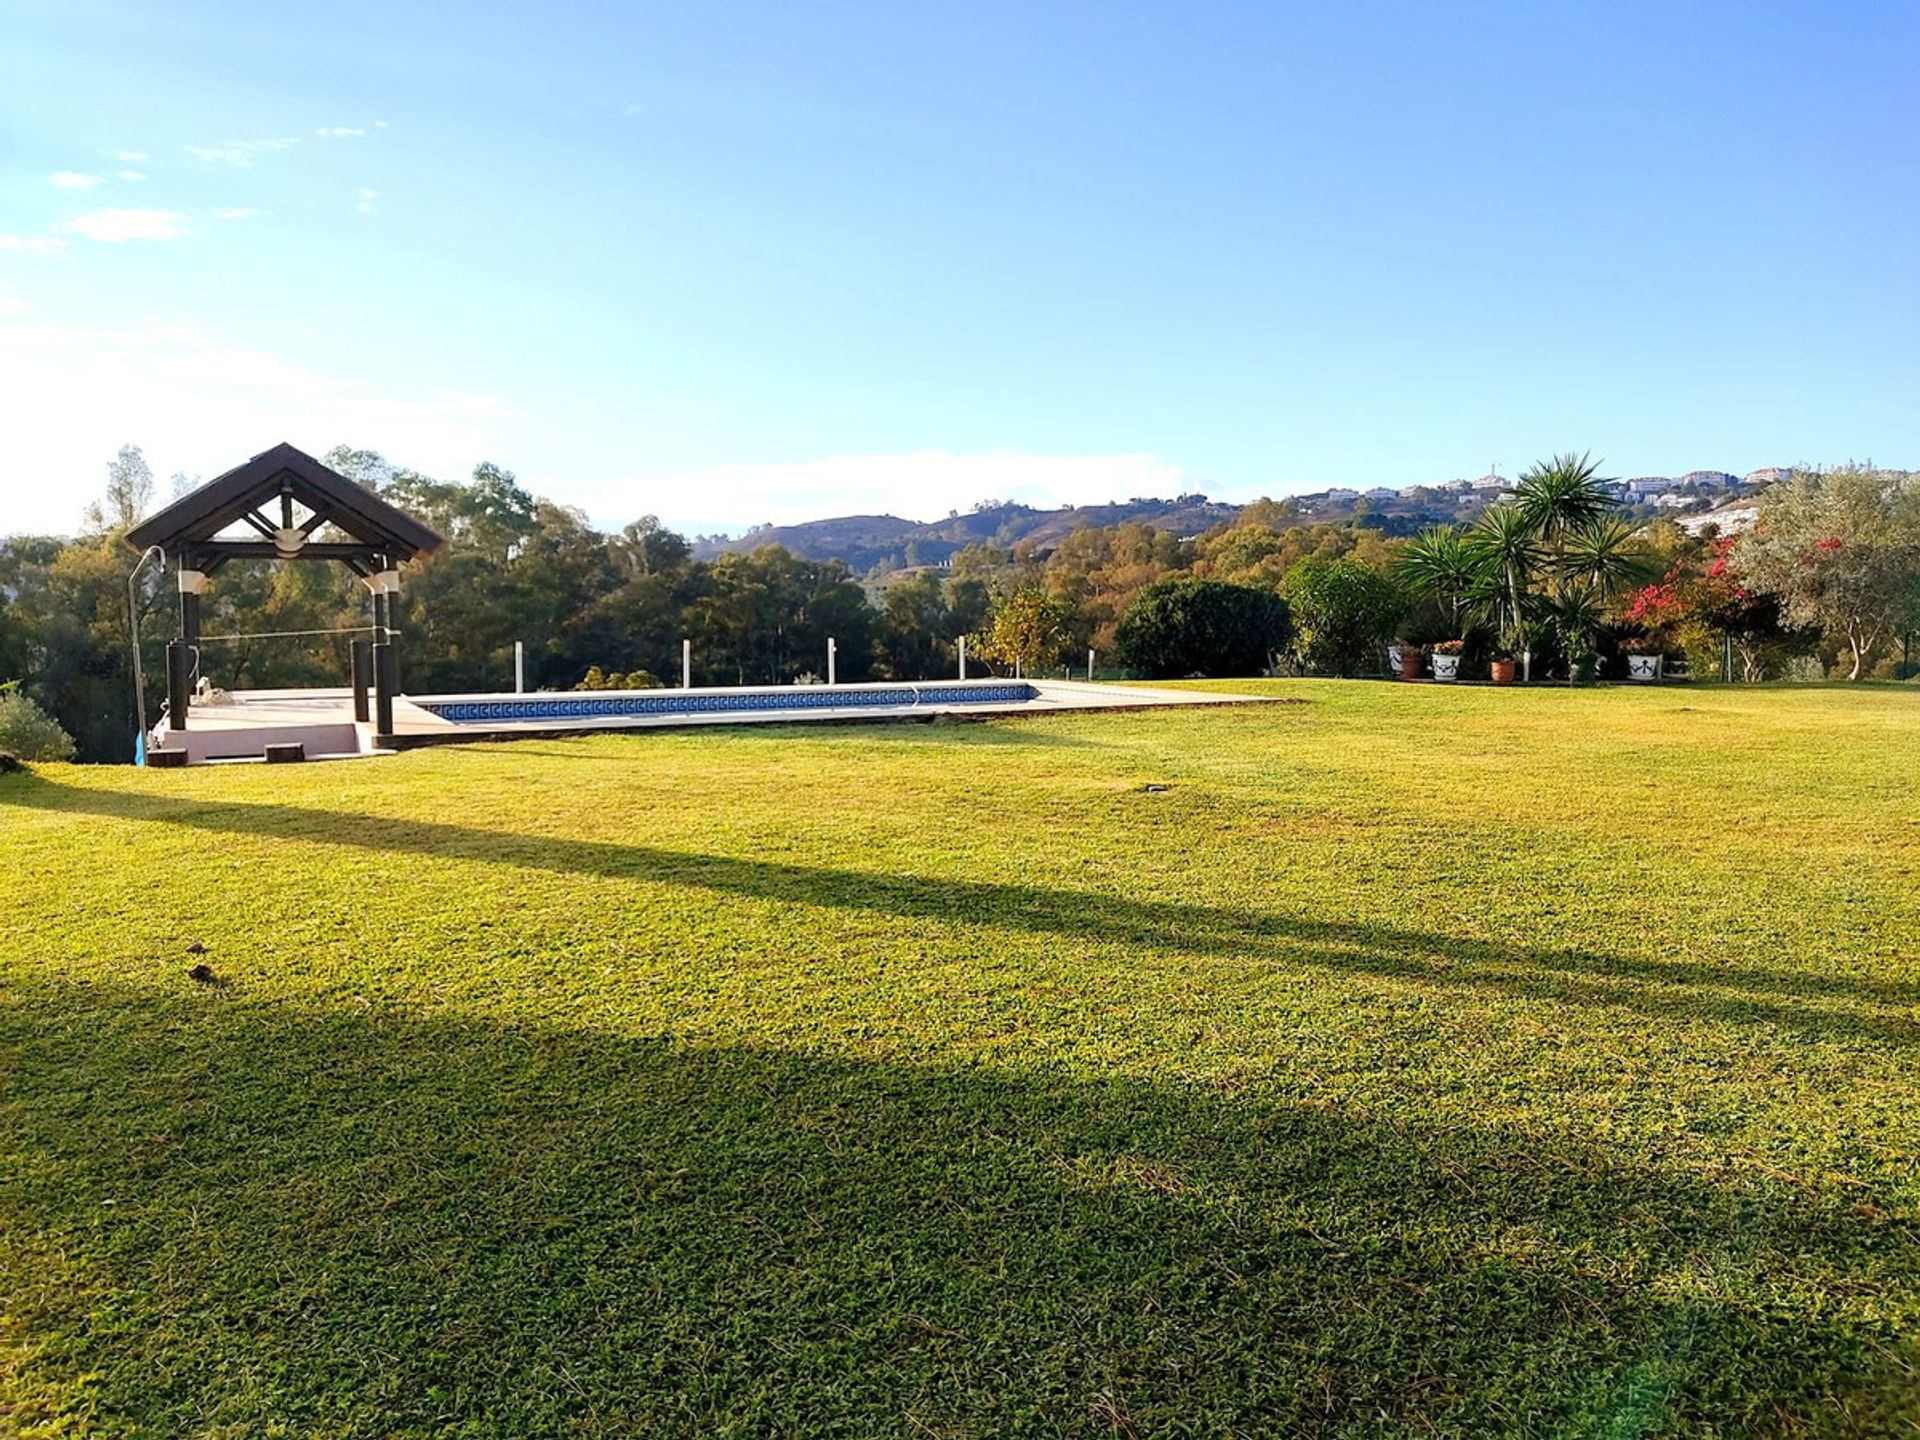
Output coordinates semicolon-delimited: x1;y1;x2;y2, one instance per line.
420;681;1039;725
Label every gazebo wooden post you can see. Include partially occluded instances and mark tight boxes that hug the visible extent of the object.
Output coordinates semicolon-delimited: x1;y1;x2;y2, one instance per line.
167;558;206;732
371;565;397;740
350;638;372;723
164;640;191;733
373;641;397;739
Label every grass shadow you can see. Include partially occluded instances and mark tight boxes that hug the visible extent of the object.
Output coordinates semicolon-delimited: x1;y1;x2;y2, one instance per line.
1;977;1910;1435
5;773;1916;1051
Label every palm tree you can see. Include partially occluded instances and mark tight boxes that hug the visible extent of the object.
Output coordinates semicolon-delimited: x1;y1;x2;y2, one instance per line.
1467;505;1543;633
1394;525;1479;634
1513;452;1614;542
1449;452;1644;683
1544;584;1609;686
1467;505;1545;678
1560;517;1658;600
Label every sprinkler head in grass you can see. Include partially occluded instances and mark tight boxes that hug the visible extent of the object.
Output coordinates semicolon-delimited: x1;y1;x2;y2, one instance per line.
1144;783;1171;793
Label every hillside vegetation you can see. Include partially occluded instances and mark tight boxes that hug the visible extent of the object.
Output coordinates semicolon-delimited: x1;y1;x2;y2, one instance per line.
691;495;1248;571
2;683;1917;1436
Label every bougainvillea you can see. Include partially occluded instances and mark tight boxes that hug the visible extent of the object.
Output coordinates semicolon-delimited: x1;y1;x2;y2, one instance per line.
1626;539;1799;681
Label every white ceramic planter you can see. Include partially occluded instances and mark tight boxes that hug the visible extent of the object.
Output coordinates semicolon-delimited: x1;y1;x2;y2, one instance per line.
1386;644;1404;677
1432;653;1462;681
1626;653;1664;682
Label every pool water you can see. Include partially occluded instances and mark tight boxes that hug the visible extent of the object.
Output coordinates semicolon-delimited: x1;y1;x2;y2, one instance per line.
420;680;1040;725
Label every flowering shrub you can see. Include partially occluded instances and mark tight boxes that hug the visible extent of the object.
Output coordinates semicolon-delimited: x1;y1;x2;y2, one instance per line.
1430;639;1466;655
1624;539;1799;681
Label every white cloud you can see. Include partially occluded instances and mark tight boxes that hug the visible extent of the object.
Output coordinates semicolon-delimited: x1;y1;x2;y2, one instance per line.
0;234;71;254
0;291;28;316
315;125;368;139
60;209;190;242
374;119;389;129
583;450;1193;531
186;137;298;166
116;170;147;182
50;171;105;189
356;187;378;214
0;316;513;536
216;207;266;221
114;150;148;162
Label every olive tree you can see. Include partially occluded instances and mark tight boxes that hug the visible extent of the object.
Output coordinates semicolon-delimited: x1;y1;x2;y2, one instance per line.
1735;467;1920;679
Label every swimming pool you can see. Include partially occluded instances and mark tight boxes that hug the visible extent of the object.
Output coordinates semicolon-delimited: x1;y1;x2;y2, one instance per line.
418;680;1040;725
152;678;1266;762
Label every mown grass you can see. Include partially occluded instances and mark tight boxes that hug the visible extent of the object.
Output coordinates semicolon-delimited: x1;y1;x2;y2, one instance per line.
2;681;1916;1437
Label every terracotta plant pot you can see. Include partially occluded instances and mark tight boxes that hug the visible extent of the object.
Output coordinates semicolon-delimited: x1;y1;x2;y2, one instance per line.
1489;659;1517;686
1398;648;1424;680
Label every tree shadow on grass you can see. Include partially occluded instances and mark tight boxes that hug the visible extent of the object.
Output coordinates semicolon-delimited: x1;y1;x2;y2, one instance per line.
4;773;1917;1051
0;977;1910;1437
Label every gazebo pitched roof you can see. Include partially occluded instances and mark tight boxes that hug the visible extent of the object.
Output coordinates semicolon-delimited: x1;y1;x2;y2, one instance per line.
124;442;444;571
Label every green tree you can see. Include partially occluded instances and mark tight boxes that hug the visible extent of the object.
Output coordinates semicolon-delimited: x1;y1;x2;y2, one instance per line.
688;547;873;685
86;443;154;533
877;572;950;680
615;516;692;578
1735;467;1920;679
1280;558;1405;676
1114;578;1290;679
972;587;1076;677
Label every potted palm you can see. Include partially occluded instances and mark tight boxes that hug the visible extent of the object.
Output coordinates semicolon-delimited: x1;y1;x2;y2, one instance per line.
1429;638;1465;681
1491;621;1537;686
1488;637;1518;686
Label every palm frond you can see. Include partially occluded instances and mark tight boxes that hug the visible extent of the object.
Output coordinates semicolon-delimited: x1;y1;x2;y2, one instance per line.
1513;452;1615;539
1559;517;1658;599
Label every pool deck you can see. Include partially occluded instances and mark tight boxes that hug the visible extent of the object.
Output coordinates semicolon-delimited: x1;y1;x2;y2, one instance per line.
151;679;1266;763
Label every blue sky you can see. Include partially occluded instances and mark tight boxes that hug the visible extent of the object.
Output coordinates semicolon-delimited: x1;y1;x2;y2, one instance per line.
2;0;1915;537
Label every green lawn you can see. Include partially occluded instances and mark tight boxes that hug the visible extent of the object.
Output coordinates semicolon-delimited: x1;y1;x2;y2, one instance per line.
2;682;1917;1437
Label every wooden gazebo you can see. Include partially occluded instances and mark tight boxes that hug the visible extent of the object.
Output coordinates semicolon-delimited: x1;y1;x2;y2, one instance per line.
124;443;444;743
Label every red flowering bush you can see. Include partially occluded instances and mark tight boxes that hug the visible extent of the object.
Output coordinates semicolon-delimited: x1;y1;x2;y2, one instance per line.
1622;539;1799;680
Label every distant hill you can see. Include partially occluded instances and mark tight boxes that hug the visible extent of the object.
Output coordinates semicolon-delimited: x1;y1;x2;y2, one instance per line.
692;495;1247;572
691;473;1775;575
